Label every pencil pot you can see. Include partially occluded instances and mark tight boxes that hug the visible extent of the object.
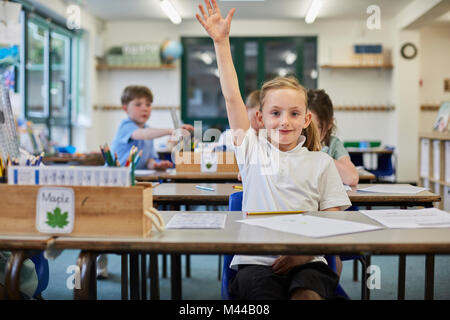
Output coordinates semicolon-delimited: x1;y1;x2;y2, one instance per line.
0;184;163;237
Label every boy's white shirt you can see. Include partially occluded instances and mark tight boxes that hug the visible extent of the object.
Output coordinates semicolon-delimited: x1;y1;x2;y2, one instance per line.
231;128;351;270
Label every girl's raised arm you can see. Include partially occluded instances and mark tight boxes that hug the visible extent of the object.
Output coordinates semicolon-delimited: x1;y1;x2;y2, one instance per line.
196;0;250;142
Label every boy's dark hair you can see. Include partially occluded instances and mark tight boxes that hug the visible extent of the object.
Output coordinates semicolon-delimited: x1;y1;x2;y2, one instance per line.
307;89;336;147
121;85;153;105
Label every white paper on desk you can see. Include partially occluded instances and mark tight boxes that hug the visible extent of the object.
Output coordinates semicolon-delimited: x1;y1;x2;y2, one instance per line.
360;208;450;228
343;184;352;191
134;169;156;177
166;213;227;229
357;185;428;194
238;215;382;238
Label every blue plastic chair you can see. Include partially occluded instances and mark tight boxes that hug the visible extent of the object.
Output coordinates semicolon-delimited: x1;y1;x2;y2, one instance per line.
222;191;356;300
369;147;395;181
29;252;49;298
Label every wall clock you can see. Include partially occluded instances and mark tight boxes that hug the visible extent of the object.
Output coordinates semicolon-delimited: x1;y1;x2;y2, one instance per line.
400;43;417;60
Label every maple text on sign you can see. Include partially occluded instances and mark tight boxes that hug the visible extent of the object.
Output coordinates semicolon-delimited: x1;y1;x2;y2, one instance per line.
41;191;70;206
36;187;75;234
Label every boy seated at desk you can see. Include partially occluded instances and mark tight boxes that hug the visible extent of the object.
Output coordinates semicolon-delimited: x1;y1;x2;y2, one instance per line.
111;85;193;170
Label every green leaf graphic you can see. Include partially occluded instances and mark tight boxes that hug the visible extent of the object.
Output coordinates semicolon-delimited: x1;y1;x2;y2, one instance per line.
206;163;212;169
46;207;69;228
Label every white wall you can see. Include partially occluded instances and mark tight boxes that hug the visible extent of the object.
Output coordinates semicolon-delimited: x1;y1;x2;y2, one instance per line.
29;1;449;182
418;25;450;133
93;18;398;152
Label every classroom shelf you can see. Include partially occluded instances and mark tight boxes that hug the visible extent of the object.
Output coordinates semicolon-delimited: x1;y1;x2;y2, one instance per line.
320;64;393;69
334;105;395;112
418;132;450;209
96;64;176;70
93;105;179;111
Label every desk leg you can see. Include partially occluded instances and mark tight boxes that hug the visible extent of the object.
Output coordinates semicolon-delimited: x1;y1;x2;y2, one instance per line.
185;254;191;278
74;251;98;300
149;253;160;300
162;254;168;278
171;254;182;300
129;253;140;300
141;254;147;300
4;250;27;300
365;255;371;300
425;254;435;300
397;254;406;300
121;254;128;300
353;260;358;281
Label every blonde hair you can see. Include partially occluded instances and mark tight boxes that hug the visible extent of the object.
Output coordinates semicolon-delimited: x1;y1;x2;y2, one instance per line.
245;90;260;109
260;76;321;152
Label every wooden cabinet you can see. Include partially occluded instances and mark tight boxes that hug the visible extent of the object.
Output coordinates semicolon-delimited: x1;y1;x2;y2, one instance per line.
418;132;450;209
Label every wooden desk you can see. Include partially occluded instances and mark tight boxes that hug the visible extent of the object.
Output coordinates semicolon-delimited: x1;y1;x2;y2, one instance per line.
53;210;450;300
138;169;374;184
0;235;52;299
348;184;441;208
152;183;440;208
43;153;104;166
136;169;240;183
346;147;393;155
357;168;376;182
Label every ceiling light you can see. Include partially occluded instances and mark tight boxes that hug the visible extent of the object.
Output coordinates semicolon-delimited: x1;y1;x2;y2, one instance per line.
200;52;213;65
305;0;322;24
284;52;297;65
159;0;182;24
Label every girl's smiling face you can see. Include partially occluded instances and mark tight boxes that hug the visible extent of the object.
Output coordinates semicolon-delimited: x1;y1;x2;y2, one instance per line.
260;88;312;151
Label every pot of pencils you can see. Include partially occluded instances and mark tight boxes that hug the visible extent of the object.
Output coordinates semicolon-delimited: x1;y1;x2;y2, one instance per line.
100;144;142;186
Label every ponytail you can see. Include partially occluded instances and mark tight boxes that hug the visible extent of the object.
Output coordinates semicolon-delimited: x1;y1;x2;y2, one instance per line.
303;120;322;152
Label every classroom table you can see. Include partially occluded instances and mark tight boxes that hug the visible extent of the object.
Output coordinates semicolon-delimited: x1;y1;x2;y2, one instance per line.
348;148;394;173
346;147;394;155
137;168;376;183
152;182;441;300
52;211;450;300
0;234;52;299
357;168;376;182
136;169;240;183
152;183;441;208
43;153;104;166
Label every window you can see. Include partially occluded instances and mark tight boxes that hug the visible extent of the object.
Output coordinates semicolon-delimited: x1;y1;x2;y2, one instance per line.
181;36;317;130
20;9;79;146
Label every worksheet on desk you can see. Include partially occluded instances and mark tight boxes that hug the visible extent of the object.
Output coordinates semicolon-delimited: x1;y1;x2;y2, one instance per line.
360;208;450;228
357;185;428;194
166;213;227;229
238;215;382;238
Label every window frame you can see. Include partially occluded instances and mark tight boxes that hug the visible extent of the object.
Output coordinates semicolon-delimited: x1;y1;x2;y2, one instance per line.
181;36;317;128
19;6;78;145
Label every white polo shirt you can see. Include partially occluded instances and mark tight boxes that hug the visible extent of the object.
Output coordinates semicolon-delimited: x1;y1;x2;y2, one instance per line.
230;128;351;269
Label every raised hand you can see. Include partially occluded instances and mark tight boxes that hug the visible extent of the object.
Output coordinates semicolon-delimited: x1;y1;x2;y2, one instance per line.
196;0;235;43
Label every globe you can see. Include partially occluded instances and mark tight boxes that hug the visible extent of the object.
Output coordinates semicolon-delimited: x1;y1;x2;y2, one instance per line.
161;40;183;64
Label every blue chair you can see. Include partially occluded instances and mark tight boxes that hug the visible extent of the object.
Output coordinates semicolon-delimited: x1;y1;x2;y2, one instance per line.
369;147;395;182
222;191;368;300
29;252;49;299
5;250;49;299
349;153;364;167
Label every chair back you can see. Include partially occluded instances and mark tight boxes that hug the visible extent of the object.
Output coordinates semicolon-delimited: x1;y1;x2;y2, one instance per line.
222;191;351;299
29;252;49;298
221;191;243;299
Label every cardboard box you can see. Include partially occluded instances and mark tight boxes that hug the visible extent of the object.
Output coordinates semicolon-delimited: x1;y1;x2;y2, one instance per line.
0;184;153;237
174;151;239;173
